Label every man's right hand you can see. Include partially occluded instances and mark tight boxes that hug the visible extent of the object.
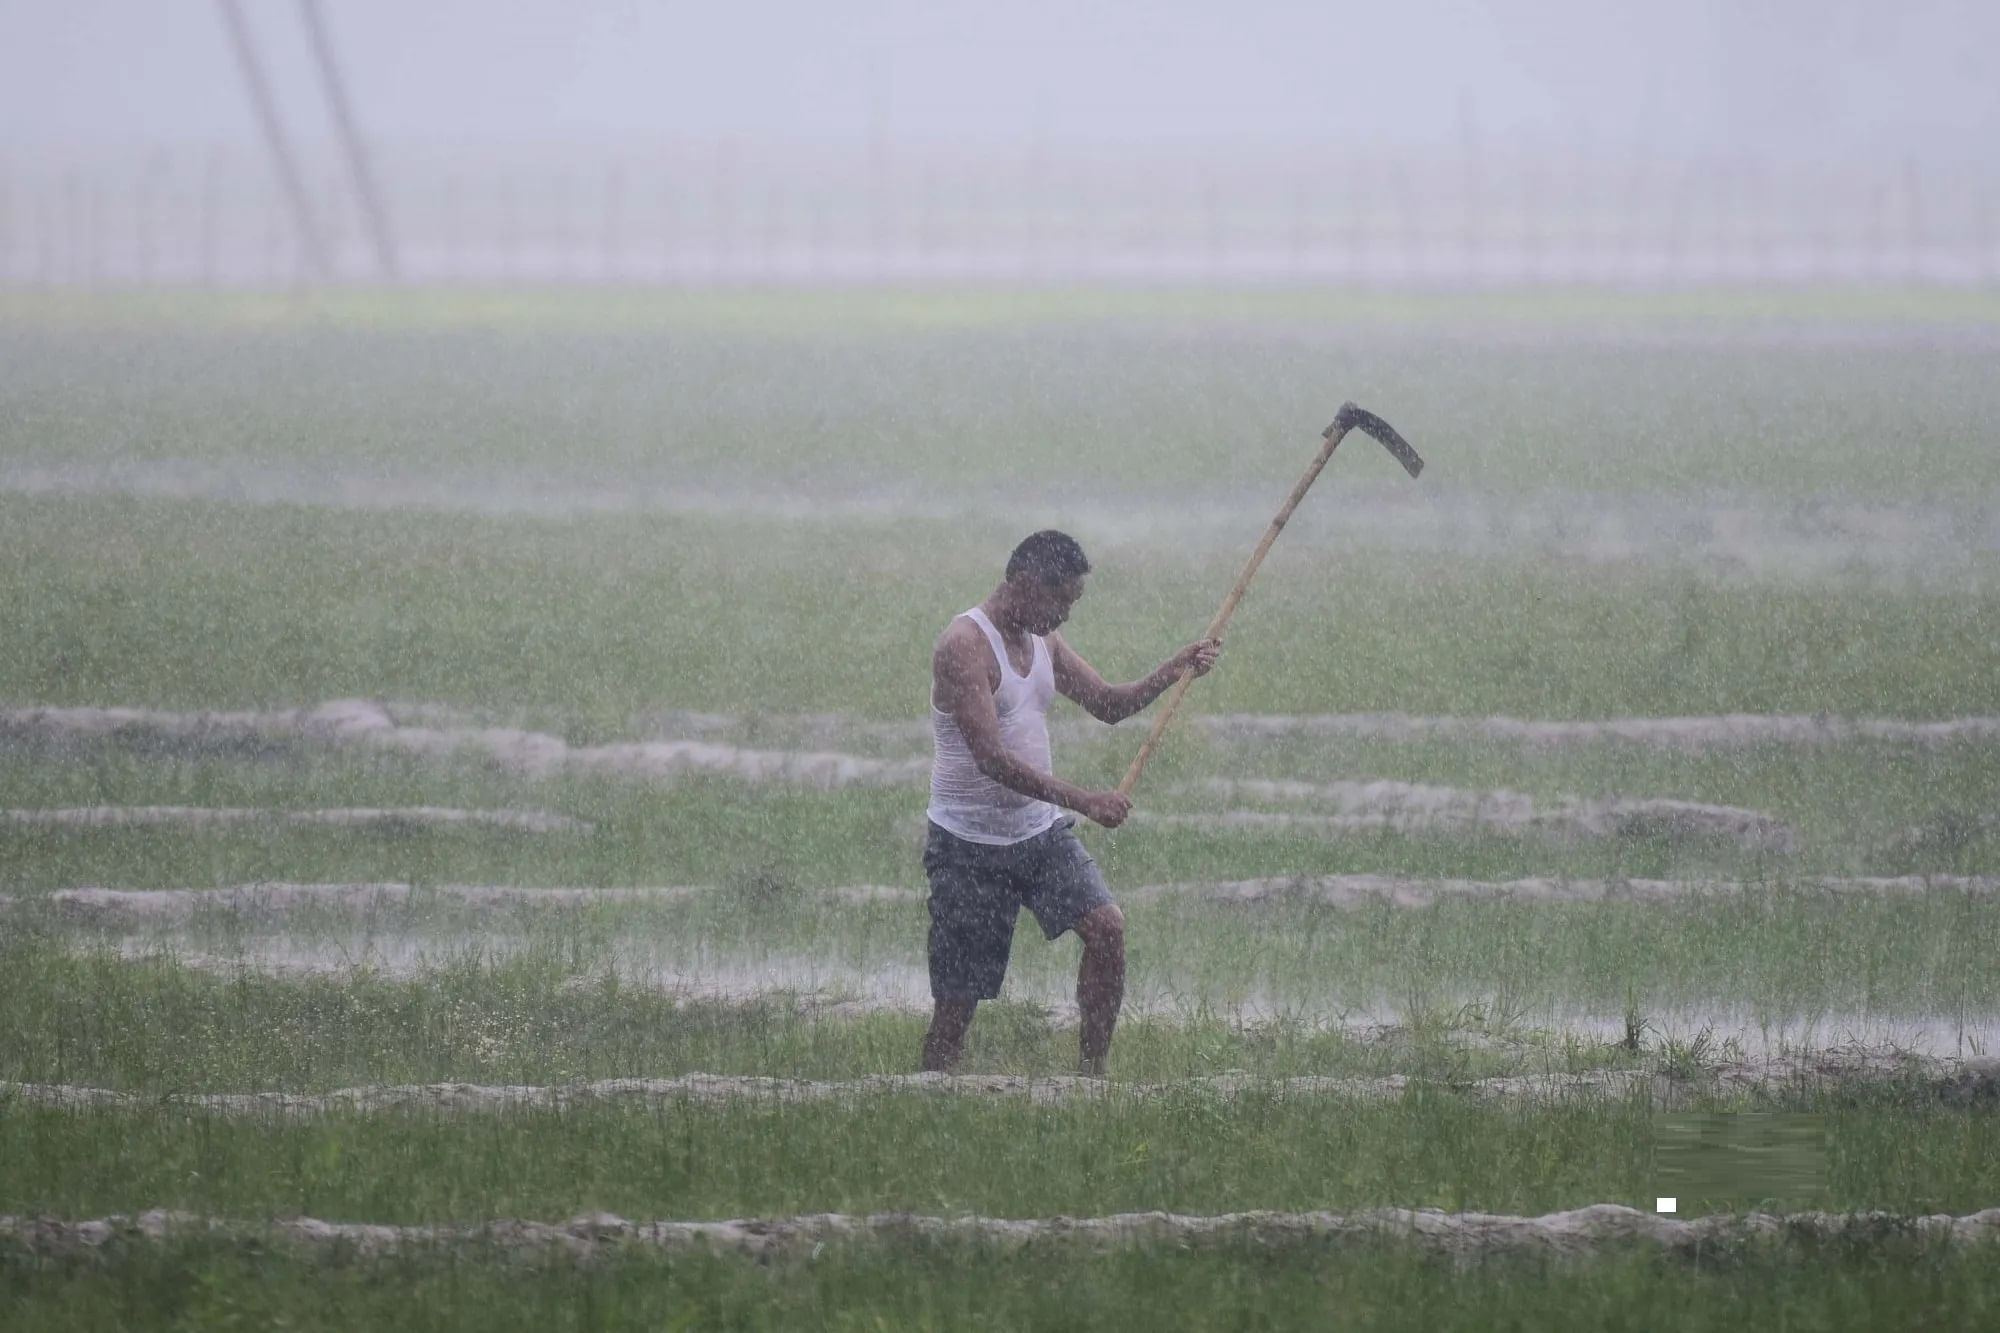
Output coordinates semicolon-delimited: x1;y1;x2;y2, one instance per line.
1077;790;1133;829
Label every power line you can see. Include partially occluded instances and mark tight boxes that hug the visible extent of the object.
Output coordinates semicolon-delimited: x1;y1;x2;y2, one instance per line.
214;0;329;280
299;0;399;281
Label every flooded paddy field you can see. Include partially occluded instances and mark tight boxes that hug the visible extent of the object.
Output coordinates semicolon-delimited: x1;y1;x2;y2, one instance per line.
5;290;1999;1325
6;871;1999;1059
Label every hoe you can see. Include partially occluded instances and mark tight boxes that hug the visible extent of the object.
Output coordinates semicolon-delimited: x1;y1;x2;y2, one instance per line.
1118;402;1426;797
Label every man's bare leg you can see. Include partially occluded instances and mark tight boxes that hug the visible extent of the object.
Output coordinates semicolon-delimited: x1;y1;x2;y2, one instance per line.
1074;903;1126;1077
922;998;978;1072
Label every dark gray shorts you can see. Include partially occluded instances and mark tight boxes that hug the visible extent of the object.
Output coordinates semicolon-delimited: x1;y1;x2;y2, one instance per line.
923;817;1117;1002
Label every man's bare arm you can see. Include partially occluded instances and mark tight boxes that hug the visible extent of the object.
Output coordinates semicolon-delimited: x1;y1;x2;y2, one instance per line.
934;626;1126;825
1049;633;1221;725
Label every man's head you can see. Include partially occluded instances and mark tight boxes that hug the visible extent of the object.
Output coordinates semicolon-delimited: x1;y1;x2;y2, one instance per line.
1002;529;1090;635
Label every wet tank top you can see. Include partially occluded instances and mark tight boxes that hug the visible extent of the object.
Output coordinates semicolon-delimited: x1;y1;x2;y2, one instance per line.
927;606;1061;845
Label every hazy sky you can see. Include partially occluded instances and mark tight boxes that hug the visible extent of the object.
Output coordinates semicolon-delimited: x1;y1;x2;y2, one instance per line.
3;0;1994;162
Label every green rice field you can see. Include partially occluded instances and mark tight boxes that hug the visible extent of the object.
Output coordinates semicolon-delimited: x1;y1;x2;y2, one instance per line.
4;287;1998;1329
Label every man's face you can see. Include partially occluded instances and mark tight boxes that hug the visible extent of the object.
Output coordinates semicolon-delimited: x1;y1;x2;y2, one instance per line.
1018;574;1085;635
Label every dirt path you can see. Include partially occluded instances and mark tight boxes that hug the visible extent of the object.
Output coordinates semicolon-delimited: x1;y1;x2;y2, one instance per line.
0;701;926;787
7;1047;1995;1116
7;1203;1999;1261
1169;780;1795;851
12;703;2000;775
9;875;1993;930
1198;713;2000;748
0;806;589;832
1129;873;2000;909
0;882;918;926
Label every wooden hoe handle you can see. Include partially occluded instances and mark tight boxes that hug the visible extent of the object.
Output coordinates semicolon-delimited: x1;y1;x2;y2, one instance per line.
1115;407;1363;798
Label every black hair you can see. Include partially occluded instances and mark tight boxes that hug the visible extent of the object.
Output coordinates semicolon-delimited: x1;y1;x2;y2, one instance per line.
1005;529;1091;585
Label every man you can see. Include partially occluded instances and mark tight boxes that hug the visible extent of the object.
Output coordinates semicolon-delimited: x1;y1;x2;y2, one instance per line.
922;529;1220;1076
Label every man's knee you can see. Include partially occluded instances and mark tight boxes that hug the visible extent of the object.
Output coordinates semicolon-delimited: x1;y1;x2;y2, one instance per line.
1076;903;1124;954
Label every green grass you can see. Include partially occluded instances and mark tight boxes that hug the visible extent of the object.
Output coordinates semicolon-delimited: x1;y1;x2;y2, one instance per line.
5;496;1997;723
8;718;2000;887
4;1090;1997;1222
7;1237;2000;1333
5;289;1999;1325
4;296;1999;502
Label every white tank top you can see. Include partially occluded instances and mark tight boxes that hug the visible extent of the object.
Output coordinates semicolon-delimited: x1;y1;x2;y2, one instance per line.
928;606;1061;845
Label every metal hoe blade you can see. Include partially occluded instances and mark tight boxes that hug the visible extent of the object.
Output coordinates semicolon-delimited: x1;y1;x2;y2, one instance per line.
1117;400;1427;798
1329;402;1425;479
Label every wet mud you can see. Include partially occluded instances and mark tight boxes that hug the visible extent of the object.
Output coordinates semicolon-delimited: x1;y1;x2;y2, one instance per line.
6;875;1993;932
1197;713;2000;748
7;1203;1999;1262
0;701;926;788
14;703;1994;775
3;882;916;927
7;1048;1998;1118
0;806;589;833
1174;779;1795;851
1128;872;2000;909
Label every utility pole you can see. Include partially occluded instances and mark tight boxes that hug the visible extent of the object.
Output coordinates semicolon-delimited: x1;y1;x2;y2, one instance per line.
215;0;330;280
299;0;400;280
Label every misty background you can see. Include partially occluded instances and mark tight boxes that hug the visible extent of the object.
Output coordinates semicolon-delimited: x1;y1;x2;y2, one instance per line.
3;0;1997;285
